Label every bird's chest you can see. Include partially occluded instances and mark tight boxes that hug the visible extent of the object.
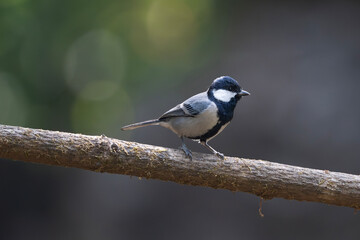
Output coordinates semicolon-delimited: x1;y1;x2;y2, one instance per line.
197;102;235;141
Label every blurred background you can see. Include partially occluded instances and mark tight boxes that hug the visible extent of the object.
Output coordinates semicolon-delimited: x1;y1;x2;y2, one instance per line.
1;0;360;239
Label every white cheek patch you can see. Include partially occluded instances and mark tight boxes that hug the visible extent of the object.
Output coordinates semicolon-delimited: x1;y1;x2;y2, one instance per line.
213;89;237;102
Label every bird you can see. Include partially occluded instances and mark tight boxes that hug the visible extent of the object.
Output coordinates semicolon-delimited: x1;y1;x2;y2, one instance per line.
121;76;250;159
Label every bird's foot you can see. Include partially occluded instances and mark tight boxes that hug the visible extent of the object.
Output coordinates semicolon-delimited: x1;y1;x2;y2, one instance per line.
180;145;192;160
215;152;224;160
199;140;224;160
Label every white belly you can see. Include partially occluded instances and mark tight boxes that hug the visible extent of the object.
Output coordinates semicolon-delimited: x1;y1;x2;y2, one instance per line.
160;102;219;138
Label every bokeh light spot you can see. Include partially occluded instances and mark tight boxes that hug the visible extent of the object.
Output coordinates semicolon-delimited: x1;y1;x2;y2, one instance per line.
129;0;214;64
65;29;126;100
71;88;133;137
79;80;119;101
146;0;197;54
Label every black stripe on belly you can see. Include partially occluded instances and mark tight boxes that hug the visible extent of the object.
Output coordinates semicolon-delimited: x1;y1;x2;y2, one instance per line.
189;120;227;141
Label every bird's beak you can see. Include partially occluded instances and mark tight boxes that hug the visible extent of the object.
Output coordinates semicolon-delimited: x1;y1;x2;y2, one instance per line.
237;89;250;97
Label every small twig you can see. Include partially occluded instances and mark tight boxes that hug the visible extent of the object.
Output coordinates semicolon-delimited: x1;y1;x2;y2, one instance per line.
259;198;265;217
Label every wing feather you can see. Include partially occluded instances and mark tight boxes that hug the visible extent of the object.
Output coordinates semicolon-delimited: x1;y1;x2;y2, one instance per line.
159;105;191;120
159;92;211;120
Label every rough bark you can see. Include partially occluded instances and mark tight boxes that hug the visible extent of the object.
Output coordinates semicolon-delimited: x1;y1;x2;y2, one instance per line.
0;124;359;209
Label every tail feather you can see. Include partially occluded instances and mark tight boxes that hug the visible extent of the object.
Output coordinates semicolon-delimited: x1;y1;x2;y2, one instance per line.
121;119;161;131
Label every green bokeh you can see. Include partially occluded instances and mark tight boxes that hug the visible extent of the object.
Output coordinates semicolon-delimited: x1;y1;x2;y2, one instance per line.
71;88;133;136
0;0;220;132
0;73;28;125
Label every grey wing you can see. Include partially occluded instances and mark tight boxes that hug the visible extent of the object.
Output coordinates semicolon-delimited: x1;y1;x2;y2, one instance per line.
159;92;211;120
159;104;190;120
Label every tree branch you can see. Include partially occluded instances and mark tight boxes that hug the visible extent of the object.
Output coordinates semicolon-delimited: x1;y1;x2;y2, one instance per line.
0;124;359;209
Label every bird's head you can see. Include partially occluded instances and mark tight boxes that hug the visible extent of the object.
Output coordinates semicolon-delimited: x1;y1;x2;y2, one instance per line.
208;76;250;103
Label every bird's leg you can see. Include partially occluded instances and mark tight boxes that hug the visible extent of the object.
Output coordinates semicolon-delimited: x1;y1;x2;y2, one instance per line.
179;136;192;160
200;140;224;159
